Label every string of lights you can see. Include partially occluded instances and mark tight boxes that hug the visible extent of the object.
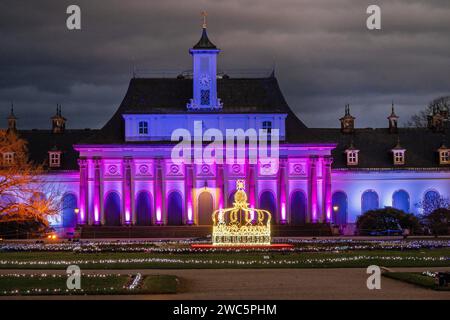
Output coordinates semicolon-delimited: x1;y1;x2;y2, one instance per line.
0;255;447;267
0;239;448;253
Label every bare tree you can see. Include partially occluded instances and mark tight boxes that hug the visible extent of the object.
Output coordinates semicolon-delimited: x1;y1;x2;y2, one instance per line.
406;96;450;128
415;194;450;216
0;130;60;232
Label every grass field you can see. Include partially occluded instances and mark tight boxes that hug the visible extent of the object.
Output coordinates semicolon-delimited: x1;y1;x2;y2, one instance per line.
0;274;178;295
0;248;448;269
383;272;450;291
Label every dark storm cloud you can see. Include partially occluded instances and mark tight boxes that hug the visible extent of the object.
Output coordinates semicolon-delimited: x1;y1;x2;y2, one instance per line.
0;0;449;129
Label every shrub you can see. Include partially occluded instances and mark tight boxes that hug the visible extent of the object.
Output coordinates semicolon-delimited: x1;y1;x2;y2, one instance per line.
356;207;420;236
421;208;450;236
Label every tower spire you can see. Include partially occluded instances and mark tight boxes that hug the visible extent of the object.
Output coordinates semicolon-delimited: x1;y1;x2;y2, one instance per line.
7;102;17;132
201;11;207;29
192;12;217;50
388;101;399;133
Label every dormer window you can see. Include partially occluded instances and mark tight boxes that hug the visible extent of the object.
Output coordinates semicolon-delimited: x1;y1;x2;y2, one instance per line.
138;121;148;135
262;121;272;134
48;151;61;168
392;150;405;165
440;150;450;164
344;149;359;166
344;142;359;166
391;137;405;165
438;144;450;165
3;152;14;166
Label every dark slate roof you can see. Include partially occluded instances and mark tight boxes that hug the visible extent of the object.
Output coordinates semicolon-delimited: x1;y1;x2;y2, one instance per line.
192;28;217;50
18;129;97;170
81;76;307;144
74;75;450;170
289;127;450;169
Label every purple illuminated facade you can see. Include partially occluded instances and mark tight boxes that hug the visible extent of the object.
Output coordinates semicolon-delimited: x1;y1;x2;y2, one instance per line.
3;24;449;235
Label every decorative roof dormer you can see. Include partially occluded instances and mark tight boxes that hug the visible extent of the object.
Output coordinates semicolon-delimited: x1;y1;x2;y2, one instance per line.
340;104;355;134
344;141;359;166
7;104;17;133
427;106;446;133
187;12;222;111
51;104;66;134
48;147;62;168
2;152;14;166
437;142;450;165
391;137;406;166
388;102;399;134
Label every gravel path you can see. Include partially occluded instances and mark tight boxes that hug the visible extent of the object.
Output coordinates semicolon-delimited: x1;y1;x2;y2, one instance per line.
1;267;449;300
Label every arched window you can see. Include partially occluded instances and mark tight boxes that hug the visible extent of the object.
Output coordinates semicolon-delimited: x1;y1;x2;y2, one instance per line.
61;193;77;228
198;192;214;225
167;191;183;225
392;190;410;213
259;191;276;224
104;192;121;226
136;191;152;226
332;192;348;225
138;121;148;135
361;190;379;213
290;191;307;225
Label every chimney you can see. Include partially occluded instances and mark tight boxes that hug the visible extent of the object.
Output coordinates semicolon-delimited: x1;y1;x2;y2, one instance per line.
7;103;17;133
51;104;66;134
388;102;399;134
339;104;355;134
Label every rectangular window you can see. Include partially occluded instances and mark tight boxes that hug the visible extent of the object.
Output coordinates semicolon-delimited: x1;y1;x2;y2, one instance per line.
138;121;148;135
262;121;272;134
3;152;14;166
347;152;358;165
394;151;405;164
440;151;450;164
49;152;61;167
200;89;210;105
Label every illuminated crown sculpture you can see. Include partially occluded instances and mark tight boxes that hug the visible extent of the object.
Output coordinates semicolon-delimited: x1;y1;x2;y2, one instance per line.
212;180;272;246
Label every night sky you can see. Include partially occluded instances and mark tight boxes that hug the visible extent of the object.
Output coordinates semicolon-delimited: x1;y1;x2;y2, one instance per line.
0;0;449;130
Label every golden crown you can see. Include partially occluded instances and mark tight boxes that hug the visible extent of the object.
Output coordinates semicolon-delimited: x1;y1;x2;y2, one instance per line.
212;180;272;246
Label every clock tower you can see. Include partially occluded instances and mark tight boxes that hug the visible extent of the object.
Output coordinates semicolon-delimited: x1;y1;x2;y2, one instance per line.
187;13;222;110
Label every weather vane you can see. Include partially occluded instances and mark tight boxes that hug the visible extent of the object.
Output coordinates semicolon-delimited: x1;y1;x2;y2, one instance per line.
201;11;207;29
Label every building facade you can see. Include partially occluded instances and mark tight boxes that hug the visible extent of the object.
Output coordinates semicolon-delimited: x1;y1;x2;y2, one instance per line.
2;25;450;234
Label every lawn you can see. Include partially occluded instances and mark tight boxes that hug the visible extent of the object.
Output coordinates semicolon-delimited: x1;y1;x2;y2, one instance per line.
383;272;450;291
0;273;179;295
0;248;448;269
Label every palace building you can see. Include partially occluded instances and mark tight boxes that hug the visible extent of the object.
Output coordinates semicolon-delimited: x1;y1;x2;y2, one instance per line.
2;23;450;237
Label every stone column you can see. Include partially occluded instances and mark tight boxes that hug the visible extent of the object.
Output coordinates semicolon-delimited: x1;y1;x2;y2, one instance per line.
154;159;164;225
93;157;102;225
308;156;318;223
322;156;333;223
277;158;287;224
123;157;133;225
185;163;194;224
77;158;88;225
216;164;224;210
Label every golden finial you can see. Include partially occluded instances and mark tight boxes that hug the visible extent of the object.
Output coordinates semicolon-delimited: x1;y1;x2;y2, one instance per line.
201;11;207;29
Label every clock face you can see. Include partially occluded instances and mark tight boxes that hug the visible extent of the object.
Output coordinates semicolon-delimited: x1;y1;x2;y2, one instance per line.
199;74;210;87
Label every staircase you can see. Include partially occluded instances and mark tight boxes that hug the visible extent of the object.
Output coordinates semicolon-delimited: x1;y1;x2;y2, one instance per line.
80;223;331;239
